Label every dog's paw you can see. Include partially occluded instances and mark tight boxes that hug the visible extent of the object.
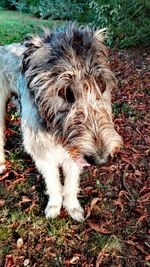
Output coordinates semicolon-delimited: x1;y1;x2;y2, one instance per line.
45;197;62;219
69;206;84;222
63;198;84;222
0;163;6;174
45;205;61;219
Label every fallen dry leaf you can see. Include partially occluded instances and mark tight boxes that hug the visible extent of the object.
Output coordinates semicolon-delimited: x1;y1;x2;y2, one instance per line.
4;254;15;267
85;197;102;219
87;221;111;234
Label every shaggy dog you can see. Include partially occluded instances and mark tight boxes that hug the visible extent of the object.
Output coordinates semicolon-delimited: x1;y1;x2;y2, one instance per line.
0;24;122;221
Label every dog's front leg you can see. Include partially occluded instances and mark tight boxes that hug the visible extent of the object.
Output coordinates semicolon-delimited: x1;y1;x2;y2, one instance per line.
34;158;63;219
63;159;84;222
23;131;63;219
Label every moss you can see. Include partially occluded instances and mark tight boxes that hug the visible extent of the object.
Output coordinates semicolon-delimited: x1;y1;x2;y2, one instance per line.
0;226;11;242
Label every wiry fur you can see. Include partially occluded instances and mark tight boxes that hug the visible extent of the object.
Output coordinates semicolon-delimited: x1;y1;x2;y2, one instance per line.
0;44;25;173
0;24;122;221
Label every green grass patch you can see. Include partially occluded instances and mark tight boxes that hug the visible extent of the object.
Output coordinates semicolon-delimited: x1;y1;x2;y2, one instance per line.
9;148;26;171
0;9;63;44
86;232;121;259
113;102;135;118
0;226;11;242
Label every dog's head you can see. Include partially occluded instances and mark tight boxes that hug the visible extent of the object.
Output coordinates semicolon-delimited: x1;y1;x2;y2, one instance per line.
21;23;122;167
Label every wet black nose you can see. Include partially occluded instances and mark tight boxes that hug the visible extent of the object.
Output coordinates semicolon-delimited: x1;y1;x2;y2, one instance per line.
84;154;108;166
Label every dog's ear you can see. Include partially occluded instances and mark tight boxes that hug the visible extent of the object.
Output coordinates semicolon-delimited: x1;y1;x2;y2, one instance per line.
20;46;35;73
93;28;108;56
94;28;108;43
21;29;53;73
21;34;43;73
91;28;117;94
23;32;45;48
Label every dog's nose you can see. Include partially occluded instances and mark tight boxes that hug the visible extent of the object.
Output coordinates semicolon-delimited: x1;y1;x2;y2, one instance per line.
84;154;108;166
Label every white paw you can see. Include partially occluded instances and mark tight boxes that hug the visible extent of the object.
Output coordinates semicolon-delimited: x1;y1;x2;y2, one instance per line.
45;204;61;219
45;196;62;219
0;163;6;174
63;198;84;222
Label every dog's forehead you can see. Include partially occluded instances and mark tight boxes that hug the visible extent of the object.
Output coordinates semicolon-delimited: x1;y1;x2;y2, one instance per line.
35;28;103;71
62;29;93;56
50;27;93;49
23;25;108;77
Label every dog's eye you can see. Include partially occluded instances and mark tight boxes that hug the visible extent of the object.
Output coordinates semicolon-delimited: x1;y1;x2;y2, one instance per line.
58;88;65;98
66;86;75;103
58;86;75;104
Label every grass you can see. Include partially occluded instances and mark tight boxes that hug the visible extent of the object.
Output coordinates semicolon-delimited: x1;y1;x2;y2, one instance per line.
0;9;63;44
113;102;135;118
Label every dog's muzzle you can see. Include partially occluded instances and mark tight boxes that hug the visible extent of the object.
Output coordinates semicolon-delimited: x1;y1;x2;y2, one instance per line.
84;154;108;166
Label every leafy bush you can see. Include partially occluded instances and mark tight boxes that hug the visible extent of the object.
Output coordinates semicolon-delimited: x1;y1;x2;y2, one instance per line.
0;0;13;8
89;1;120;28
89;0;150;47
89;1;121;46
10;0;28;12
39;0;69;20
114;0;150;47
4;0;39;14
39;0;85;20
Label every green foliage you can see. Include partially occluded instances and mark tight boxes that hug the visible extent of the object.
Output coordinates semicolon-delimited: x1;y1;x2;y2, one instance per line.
89;0;150;47
39;0;73;20
0;0;10;8
9;0;40;14
10;0;27;12
38;0;89;20
89;1;120;45
0;0;149;47
89;1;120;28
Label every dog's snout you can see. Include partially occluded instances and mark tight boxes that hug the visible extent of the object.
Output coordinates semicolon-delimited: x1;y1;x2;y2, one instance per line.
84;154;108;166
84;155;97;166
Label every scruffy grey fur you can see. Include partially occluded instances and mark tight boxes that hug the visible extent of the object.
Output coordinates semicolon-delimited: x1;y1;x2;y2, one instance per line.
0;44;25;173
0;24;122;221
